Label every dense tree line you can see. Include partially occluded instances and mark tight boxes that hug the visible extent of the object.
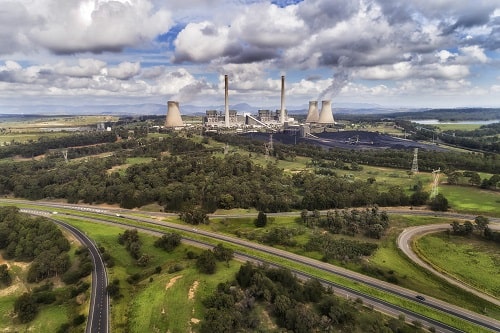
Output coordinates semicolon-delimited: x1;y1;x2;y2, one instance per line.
0;207;71;282
0;141;442;212
450;216;500;243
0;131;117;159
200;262;426;333
305;233;378;262
301;207;390;239
0;207;91;325
0;133;493;214
394;120;500;153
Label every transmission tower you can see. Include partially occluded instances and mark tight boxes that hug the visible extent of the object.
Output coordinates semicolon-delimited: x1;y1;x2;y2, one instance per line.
411;148;418;174
264;134;273;159
61;149;68;163
431;168;441;198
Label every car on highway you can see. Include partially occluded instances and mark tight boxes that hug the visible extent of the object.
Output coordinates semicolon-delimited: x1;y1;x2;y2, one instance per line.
416;295;426;301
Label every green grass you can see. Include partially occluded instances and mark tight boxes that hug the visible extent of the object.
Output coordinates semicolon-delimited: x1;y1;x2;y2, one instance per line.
4;202;498;331
370;217;500;320
209;213;500;321
434;124;483;131
130;263;240;333
416;233;500;299
58;216;241;333
439;185;500;217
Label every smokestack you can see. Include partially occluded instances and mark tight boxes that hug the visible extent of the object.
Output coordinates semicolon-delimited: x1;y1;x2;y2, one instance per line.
305;101;319;123
318;100;335;124
280;75;285;125
165;101;184;128
225;74;229;128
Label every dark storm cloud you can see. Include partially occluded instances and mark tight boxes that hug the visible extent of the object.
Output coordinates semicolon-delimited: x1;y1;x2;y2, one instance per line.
305;74;322;81
375;0;413;24
226;47;279;64
297;0;360;29
0;71;15;83
441;8;494;35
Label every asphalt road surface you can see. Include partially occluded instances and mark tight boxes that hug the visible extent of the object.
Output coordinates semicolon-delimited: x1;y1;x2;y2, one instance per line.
20;209;109;333
398;223;500;307
7;200;500;333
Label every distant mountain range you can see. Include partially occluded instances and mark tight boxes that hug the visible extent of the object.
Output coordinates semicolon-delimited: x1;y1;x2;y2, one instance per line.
0;102;417;116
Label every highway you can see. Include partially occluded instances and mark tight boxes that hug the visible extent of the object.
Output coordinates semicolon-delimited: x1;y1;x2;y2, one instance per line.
5;200;500;332
20;209;109;333
398;223;500;308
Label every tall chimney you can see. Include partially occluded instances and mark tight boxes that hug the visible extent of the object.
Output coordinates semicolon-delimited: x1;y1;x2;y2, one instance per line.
280;75;285;125
318;100;335;124
305;101;319;123
165;101;184;128
225;74;229;128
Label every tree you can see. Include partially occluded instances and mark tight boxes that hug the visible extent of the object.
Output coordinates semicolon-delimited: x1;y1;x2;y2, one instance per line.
410;190;429;206
0;264;12;286
254;211;267;228
196;250;217;274
107;279;121;299
474;216;489;234
429;194;449;211
468;172;481;186
154;233;181;252
213;243;234;266
14;293;38;323
300;209;309;224
180;208;209;225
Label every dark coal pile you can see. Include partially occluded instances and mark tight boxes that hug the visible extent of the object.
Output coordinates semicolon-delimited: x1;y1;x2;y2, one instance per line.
243;130;448;151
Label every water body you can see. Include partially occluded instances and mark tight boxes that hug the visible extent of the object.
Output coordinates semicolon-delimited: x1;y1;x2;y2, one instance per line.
412;119;500;125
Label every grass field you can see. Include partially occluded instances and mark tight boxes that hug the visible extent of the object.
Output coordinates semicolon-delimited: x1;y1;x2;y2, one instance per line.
207;213;500;320
439;185;500;217
130;263;240;333
416;233;500;299
60;217;241;333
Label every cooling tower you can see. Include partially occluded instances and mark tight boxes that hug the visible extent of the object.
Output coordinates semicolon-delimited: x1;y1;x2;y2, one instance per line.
165;101;184;127
318;100;335;124
225;74;230;128
305;101;319;123
280;75;285;125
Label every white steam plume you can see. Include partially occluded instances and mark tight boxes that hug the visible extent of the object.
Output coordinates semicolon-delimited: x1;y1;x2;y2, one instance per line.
318;56;350;101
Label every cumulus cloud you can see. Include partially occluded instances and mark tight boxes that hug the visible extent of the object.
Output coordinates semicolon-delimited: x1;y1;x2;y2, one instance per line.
231;3;307;49
1;0;499;108
107;62;141;80
0;0;172;55
172;21;238;63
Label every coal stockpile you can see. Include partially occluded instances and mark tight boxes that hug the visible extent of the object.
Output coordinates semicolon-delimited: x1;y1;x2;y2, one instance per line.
243;130;448;152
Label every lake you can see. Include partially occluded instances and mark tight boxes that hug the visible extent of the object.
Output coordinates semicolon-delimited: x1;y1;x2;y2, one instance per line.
412;119;499;125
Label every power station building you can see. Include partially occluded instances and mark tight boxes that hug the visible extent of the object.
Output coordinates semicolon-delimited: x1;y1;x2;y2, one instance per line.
165;74;336;132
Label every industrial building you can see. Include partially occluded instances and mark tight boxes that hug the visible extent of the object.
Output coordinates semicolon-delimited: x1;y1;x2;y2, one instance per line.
164;74;337;135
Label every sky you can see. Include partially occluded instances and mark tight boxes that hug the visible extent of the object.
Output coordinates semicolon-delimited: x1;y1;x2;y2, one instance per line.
0;0;499;113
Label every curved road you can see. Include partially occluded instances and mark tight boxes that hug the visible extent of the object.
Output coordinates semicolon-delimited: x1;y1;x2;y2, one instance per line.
398;223;500;307
21;210;109;333
6;200;500;332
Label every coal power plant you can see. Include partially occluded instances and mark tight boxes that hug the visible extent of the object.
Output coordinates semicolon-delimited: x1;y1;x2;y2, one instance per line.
164;74;337;135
